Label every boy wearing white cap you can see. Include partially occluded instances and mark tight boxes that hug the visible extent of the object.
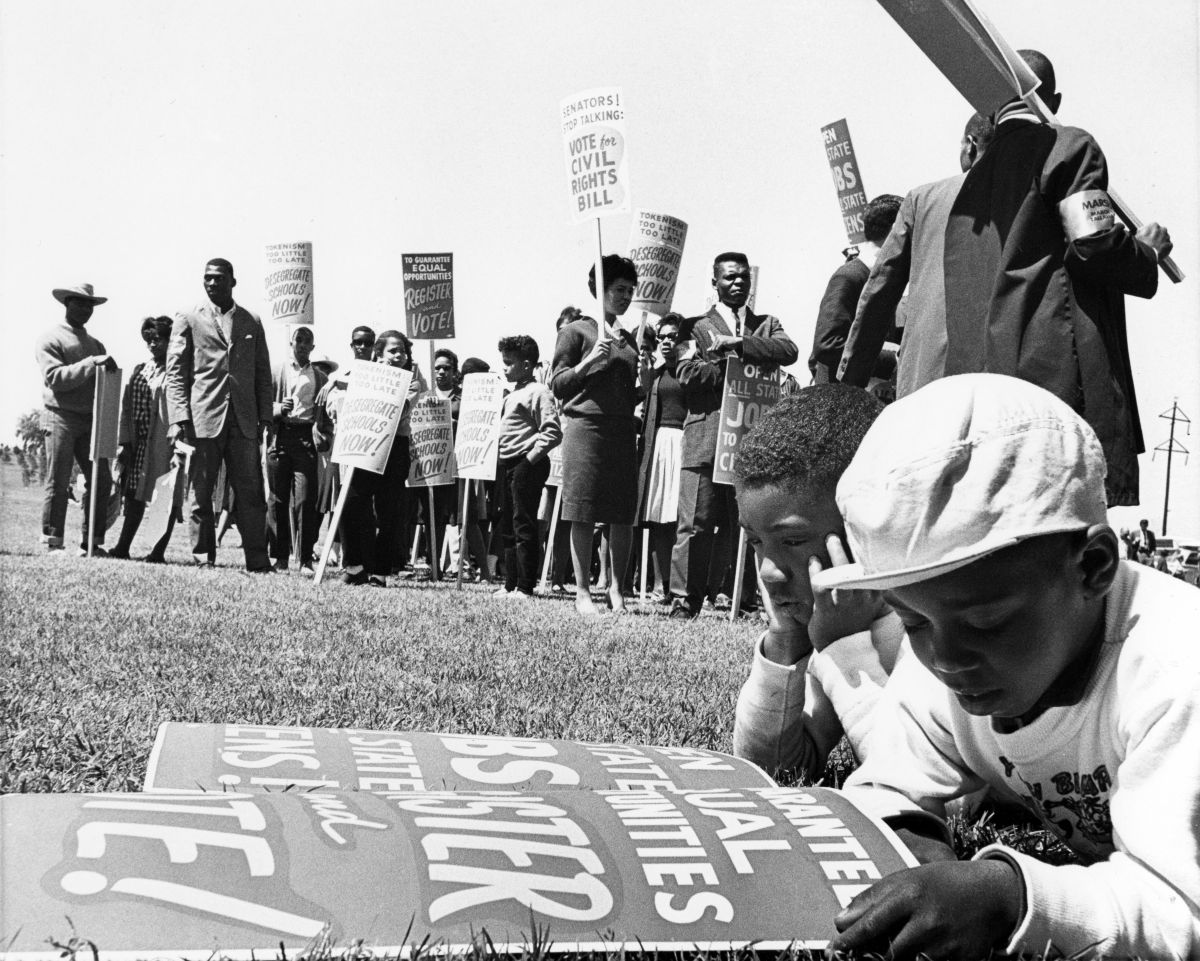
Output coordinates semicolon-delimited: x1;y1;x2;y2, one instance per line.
814;373;1200;960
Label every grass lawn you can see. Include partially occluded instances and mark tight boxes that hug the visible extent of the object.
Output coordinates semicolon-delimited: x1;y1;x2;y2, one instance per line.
0;460;1073;957
1;462;762;796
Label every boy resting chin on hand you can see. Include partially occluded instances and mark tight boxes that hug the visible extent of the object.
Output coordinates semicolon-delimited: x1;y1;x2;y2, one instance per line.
731;385;906;785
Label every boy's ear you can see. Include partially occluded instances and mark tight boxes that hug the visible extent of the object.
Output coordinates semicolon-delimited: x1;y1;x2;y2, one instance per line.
1079;524;1120;599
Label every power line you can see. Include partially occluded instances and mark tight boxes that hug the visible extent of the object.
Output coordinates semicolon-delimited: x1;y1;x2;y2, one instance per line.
1152;400;1191;536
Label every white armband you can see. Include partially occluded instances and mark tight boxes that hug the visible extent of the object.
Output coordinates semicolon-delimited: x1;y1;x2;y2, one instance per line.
1058;189;1115;241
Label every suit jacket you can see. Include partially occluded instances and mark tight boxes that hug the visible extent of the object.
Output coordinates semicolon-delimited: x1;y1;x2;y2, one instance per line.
676;305;798;469
809;257;869;383
840;173;964;396
166;301;273;439
943;118;1158;506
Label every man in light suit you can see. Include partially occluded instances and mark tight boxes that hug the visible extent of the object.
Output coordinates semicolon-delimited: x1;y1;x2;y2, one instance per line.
670;252;798;618
839;112;994;396
166;258;274;571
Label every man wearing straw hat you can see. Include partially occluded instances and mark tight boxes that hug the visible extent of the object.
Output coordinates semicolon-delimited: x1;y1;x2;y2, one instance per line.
35;283;117;554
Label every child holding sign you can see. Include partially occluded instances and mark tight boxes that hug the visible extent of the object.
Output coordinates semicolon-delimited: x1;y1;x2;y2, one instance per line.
340;330;425;587
493;336;562;600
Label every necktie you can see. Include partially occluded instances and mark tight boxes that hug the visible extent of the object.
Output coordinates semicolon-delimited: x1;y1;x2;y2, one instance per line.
221;308;233;342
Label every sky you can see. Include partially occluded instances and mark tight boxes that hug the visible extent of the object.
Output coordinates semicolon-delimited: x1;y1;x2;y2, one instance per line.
2;0;1197;537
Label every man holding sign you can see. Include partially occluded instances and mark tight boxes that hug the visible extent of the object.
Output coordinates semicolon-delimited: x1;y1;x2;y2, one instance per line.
670;253;798;619
35;282;115;554
943;50;1173;507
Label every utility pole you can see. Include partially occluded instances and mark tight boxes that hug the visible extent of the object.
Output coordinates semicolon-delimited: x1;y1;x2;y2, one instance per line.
1152;400;1191;536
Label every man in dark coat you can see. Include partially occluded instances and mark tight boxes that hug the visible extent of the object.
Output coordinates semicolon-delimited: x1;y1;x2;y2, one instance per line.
671;252;798;618
942;50;1172;506
808;195;901;384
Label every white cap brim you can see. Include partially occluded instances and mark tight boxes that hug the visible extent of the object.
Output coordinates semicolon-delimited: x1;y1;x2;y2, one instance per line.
812;536;1022;592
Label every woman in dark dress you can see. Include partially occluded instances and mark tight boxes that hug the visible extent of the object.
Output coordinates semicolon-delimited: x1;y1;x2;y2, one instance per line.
550;254;643;616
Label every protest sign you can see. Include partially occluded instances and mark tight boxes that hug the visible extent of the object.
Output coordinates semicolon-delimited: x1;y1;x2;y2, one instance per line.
454;372;505;481
90;369;121;462
86;366;122;556
143;723;777;794
872;0;1182;282
820;120;869;246
545;443;564;488
0;784;915;956
874;0;1038;116
90;366;122;462
406;396;455;488
712;358;781;486
330;361;413;475
402;253;455;339
560;87;630;224
264;241;314;326
626;210;688;317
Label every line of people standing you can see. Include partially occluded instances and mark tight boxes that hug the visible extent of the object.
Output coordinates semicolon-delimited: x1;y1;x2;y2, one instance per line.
549;250;799;618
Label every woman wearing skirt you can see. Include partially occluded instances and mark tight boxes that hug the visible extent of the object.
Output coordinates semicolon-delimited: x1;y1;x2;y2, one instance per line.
635;314;690;601
550;254;643;616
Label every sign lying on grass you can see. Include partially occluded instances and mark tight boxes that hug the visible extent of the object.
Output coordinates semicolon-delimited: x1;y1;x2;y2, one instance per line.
626;209;687;316
0;786;915;956
264;241;314;326
406;396;455;488
453;372;505;481
330;361;413;474
820;119;869;246
561;86;630;223
712;357;781;485
143;722;777;793
402;252;455;339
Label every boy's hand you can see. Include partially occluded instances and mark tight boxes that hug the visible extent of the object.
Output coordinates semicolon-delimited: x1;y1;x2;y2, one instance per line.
808;534;887;651
827;859;1022;961
762;608;813;666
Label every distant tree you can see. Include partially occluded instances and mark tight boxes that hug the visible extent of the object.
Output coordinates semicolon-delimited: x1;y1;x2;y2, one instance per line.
16;408;47;482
